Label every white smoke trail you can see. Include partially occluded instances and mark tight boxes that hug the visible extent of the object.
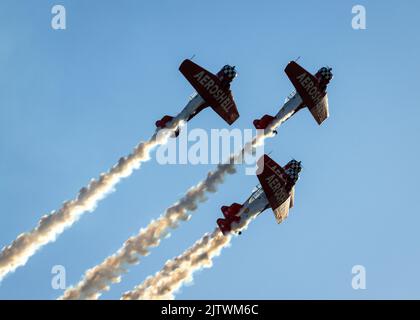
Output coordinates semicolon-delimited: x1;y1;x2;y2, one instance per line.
122;206;256;300
121;228;229;300
60;162;236;300
0;121;183;281
60;112;292;300
120;118;296;300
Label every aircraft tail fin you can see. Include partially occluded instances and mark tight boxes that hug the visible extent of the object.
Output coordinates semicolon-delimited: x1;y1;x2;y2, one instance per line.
217;218;231;235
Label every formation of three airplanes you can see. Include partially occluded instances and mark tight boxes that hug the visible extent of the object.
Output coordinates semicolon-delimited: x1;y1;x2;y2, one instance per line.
157;58;333;235
2;58;335;293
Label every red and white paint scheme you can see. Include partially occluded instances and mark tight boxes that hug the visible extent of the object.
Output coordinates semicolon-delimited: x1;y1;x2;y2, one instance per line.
253;61;333;132
217;154;302;235
155;59;240;136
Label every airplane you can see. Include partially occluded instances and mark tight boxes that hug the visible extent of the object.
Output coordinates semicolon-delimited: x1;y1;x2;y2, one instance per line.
217;154;302;235
253;61;333;133
155;59;240;136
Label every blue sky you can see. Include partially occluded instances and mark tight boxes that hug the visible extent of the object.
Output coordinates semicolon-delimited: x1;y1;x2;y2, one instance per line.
1;0;420;299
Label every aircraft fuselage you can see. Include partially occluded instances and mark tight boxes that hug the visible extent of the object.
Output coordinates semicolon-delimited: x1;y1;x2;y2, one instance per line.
229;187;270;234
272;92;304;128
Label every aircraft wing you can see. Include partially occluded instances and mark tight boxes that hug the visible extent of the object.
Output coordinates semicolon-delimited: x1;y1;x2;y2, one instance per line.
272;196;291;224
308;94;329;125
256;155;293;223
285;61;328;125
289;186;295;208
179;59;239;125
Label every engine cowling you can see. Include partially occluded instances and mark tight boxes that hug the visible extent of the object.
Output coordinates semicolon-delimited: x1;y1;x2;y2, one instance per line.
216;65;237;88
284;159;302;184
315;66;333;92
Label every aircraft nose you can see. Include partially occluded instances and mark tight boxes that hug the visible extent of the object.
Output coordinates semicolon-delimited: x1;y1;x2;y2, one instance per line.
223;65;237;80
